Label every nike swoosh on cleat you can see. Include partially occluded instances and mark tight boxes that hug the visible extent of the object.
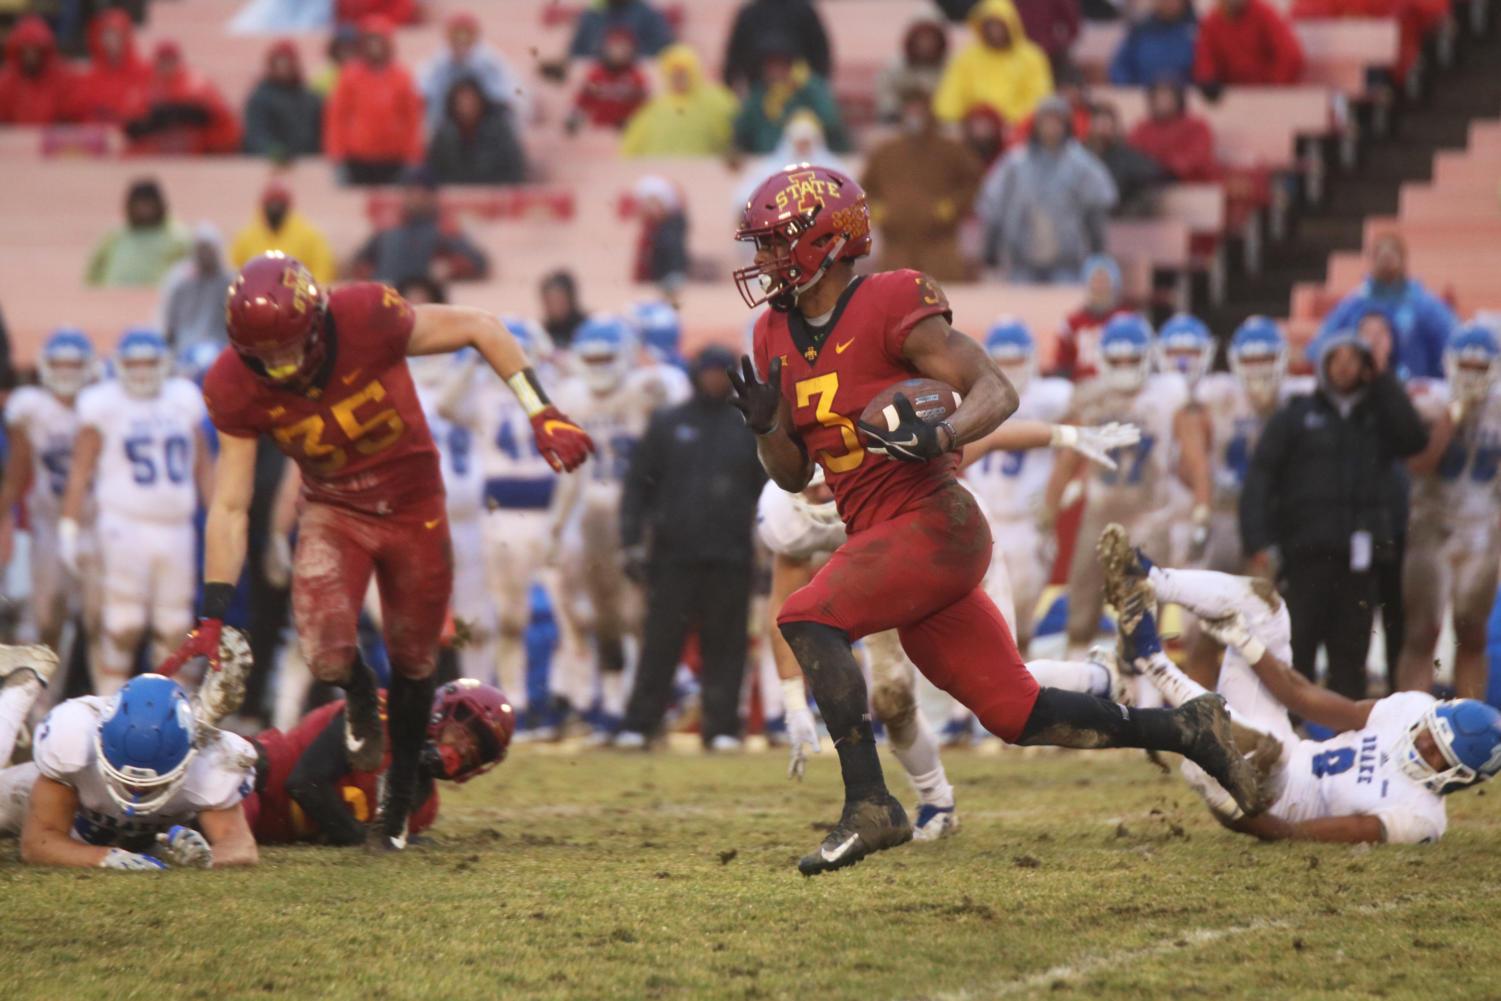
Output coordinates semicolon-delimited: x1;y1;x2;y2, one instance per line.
820;834;860;863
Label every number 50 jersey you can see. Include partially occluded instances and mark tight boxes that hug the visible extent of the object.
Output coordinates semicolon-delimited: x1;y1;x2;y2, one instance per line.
202;283;443;516
78;376;206;523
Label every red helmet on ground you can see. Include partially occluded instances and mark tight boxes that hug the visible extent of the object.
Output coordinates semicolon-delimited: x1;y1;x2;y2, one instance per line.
733;163;872;312
225;252;329;387
426;679;515;783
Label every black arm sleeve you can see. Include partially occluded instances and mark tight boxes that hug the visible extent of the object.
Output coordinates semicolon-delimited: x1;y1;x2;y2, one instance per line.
284;709;366;846
1367;369;1429;458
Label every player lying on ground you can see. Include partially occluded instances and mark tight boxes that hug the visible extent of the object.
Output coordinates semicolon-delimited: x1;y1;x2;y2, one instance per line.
164;252;592;851
0;639;259;868
246;679;514;845
728;163;1266;875
1098;525;1501;843
759;419;1138;840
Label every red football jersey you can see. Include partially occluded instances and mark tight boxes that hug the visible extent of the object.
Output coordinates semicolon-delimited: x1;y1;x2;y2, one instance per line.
202;282;443;516
246;695;439;845
753;269;957;534
1056;304;1133;382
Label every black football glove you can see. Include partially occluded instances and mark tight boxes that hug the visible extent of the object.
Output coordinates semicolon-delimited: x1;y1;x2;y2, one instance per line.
726;355;782;435
857;393;953;463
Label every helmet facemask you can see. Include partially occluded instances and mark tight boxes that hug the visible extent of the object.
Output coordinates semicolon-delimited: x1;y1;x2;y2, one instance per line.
1101;347;1150;394
733;209;847;312
1230;344;1286;411
1445;349;1497;407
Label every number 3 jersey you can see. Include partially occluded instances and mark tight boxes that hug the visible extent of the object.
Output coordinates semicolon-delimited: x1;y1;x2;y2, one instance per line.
1274;691;1447;844
202;282;442;517
751;269;957;534
77;376;206;523
3;386;81;525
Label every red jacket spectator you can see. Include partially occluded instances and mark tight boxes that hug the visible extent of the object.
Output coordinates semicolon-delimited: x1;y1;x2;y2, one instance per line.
571;27;650;130
325;18;425;183
1127;82;1218;181
0;16;76;124
1193;0;1304;85
1290;0;1446;84
71;9;152;123
123;41;242;155
336;0;419;26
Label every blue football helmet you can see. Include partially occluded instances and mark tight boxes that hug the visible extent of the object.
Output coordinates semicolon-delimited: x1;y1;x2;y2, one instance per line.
1228;316;1287;409
1443;321;1500;405
1156;313;1214;385
38;327;96;398
95;674;197;816
501;315;549;367
1099;313;1155;394
572;315;634;394
984;316;1035;393
627;299;682;364
116;327;170;399
1395;699;1501;796
176;340;222;386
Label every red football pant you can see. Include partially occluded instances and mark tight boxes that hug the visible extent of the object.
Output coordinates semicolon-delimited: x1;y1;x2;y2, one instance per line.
777;484;1041;741
292;498;454;681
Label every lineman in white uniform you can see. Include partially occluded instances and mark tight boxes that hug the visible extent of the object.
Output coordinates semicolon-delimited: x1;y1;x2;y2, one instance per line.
413;350;498;686
549;316;689;734
0;329;97;651
59;329;213;695
1398;322;1501;698
1099;526;1501;844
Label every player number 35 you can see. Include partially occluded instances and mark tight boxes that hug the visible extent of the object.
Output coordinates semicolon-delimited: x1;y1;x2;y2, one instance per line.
272;379;406;475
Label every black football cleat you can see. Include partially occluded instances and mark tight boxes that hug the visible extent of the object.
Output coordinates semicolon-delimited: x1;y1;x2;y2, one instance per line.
343;665;385;774
798;794;913;876
1174;694;1273;816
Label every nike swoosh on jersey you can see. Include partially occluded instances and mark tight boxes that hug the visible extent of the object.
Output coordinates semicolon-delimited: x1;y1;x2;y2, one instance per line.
834;338;855;354
821;834;860;863
423;518;442;530
341;368;363;386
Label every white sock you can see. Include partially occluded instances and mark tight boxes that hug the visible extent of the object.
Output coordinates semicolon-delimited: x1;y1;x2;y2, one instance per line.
1144;651;1212;708
600;669;627;719
905;763;955;810
0;677;43;766
758;648;784;719
496;632;528;713
1149;565;1242;621
887;708;953;806
1027;659;1111;697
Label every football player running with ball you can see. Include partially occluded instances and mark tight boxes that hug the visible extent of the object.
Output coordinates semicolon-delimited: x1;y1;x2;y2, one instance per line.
728;164;1265;875
163;252;592;850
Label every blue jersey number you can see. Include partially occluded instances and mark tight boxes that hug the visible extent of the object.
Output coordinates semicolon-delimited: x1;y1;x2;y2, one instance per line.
593;433;636;483
1438;439;1501;484
1099;433;1156;486
1311;747;1357;778
39;447;70;496
977;450;1026;478
124;434;190;485
447;426;472;476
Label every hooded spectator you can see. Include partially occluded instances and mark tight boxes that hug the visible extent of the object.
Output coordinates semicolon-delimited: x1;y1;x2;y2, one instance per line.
1083;101;1166;214
1056;254;1133;379
124;40;242;155
325;18;425;185
1291;0;1444;86
977;95;1118;282
732;37;849;154
1194;0;1304;87
1128;81;1218;182
1013;0;1082;71
426;77;528;185
875;11;950;124
569;0;675;60
933;0;1053;125
230;181;337;284
863;85;983;281
732;111;850;211
159;222;232;351
70;9;151;124
350;167;490;285
1108;0;1199;86
243;40;323;159
621;45;737;156
632;176;689;295
0;16;76;125
86;178;190;287
721;0;832;91
420;12;529;133
569;27;650;131
336;0;419;26
312;24;360;96
540;270;589;348
1316;233;1457;379
961;104;1009;167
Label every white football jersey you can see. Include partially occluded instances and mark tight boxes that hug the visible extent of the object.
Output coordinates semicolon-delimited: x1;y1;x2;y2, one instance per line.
1069;373;1188;515
756;479;845;561
78;378;205;522
1409;379;1501;524
32;695;256;849
1275;691;1448;844
1197;373;1310;511
471;366;560;514
416;384;485;522
964;377;1073;524
556;366;690;497
4;386;82;523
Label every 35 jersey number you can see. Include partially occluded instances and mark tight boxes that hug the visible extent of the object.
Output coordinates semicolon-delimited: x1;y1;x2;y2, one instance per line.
272;378;406;476
794;373;864;474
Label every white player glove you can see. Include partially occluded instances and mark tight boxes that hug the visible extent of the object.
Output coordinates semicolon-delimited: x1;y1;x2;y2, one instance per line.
1200;611;1267;664
1051;422;1141;471
100;847;167;871
263;533;293;589
155;825;214;869
781;676;821;781
58;517;81;576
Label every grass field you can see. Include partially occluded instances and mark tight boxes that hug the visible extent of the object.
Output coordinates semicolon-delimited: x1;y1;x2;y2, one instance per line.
3;742;1499;1001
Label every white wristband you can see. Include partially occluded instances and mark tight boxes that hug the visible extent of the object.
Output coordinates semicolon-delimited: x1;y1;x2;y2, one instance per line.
1049;424;1079;449
506;370;547;418
1238;636;1267;665
1191;503;1211;525
780;676;808;713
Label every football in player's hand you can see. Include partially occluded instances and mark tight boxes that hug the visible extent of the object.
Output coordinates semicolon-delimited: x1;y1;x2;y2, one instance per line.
860;378;962;432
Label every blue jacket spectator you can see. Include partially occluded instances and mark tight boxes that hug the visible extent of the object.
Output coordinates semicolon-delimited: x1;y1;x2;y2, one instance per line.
1108;0;1198;86
1316;234;1457;379
569;0;675;60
